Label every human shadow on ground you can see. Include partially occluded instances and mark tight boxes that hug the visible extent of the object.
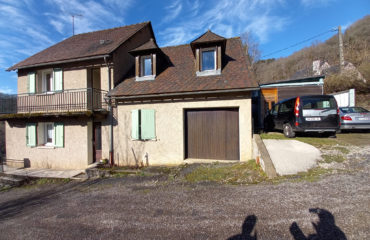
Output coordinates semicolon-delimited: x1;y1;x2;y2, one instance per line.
227;215;257;240
290;208;347;240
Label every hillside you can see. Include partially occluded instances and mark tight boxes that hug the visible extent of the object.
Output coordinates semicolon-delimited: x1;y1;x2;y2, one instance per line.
254;15;370;96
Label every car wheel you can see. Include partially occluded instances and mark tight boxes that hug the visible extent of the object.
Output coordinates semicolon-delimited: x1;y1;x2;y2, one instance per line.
283;123;295;138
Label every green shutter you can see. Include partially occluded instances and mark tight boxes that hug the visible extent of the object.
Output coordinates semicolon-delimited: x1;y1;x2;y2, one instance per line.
53;68;63;91
54;123;64;147
28;72;36;94
26;123;36;147
141;109;156;140
131;109;139;140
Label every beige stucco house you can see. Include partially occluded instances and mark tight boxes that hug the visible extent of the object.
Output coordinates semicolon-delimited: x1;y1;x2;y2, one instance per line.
1;22;258;169
2;22;154;169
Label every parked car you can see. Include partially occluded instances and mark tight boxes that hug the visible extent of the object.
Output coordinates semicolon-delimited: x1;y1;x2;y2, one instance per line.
264;95;340;138
339;107;370;130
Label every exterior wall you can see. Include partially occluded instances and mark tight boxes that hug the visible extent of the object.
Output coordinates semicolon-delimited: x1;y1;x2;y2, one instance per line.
17;74;28;94
101;117;111;161
63;68;87;90
113;25;153;86
113;96;252;166
100;66;112;92
5;118;90;169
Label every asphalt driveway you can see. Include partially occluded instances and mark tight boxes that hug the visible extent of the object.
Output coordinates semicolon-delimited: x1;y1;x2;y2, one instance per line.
1;158;369;240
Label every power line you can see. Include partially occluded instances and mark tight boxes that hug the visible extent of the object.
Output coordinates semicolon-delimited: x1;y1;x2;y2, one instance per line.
262;28;338;58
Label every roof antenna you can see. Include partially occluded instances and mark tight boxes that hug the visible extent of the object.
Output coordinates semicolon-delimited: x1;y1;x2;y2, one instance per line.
71;13;83;36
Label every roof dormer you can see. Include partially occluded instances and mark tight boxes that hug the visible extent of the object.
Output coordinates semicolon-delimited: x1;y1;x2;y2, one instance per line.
130;38;159;81
190;30;226;77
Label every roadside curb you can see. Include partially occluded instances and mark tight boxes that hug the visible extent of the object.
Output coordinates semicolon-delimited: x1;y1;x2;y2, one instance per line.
253;134;278;178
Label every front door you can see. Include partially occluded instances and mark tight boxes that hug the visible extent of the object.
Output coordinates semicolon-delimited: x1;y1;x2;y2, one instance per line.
93;122;102;163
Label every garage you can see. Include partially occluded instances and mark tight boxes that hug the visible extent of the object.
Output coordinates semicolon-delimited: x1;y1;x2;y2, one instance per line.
185;108;239;160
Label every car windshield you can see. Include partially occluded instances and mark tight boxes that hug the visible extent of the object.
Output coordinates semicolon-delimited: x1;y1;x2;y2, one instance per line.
340;107;369;113
302;97;337;109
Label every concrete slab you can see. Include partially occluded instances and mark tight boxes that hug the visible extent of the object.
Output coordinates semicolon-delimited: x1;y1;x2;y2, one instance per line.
263;139;321;175
3;167;84;179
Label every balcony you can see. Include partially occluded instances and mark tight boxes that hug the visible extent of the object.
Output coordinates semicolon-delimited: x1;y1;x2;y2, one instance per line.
0;88;108;119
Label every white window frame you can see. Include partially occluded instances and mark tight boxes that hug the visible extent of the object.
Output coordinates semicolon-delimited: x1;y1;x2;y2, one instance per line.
38;122;55;147
42;69;54;93
196;48;221;77
136;55;155;81
201;49;216;71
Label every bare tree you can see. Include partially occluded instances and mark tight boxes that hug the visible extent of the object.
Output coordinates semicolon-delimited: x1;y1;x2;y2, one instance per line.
241;31;261;67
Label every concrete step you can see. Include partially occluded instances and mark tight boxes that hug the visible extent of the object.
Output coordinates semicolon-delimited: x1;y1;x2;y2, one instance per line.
0;175;27;187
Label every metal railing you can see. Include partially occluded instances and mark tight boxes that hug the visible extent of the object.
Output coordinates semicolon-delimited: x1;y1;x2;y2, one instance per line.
0;88;108;114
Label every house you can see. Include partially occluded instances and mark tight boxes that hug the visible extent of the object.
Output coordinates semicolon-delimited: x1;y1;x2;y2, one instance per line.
108;30;258;165
1;22;155;169
1;22;258;169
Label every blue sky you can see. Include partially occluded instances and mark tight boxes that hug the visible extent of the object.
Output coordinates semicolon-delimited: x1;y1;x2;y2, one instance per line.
0;0;368;94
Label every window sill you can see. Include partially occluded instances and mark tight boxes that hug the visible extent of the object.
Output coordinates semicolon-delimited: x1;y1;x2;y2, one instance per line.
36;145;55;149
136;75;156;81
196;69;221;77
131;138;157;142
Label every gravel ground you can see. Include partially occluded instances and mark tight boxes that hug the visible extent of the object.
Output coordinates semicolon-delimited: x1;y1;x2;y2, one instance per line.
0;145;369;239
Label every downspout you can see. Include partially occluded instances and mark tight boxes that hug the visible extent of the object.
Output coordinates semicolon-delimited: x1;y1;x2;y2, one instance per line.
104;56;114;166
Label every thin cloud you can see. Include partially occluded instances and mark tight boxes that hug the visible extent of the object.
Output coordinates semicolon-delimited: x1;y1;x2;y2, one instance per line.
158;0;288;46
300;0;334;7
162;0;183;23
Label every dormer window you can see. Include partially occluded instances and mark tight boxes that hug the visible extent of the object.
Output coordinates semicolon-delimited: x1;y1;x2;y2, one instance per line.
201;49;216;71
191;30;225;77
141;55;153;76
130;38;159;82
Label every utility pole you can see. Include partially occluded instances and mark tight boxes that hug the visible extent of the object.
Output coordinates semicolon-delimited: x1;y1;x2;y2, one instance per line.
71;14;83;36
338;25;345;74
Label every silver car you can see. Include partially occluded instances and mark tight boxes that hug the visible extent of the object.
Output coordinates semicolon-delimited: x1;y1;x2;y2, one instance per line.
339;107;370;130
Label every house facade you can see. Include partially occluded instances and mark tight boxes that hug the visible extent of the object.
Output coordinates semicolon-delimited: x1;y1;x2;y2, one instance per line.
108;31;258;165
1;22;258;169
2;22;154;169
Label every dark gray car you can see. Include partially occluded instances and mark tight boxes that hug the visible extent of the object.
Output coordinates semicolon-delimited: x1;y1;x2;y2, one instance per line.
265;95;340;138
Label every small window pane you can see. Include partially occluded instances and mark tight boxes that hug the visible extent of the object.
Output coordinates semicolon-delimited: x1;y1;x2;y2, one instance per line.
202;50;215;71
46;123;54;143
141;57;152;76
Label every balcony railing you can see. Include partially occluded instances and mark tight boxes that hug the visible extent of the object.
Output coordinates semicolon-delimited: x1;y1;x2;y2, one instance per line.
0;88;108;115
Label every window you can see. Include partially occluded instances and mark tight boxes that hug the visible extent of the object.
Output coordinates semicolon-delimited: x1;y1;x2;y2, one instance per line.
201;49;216;71
26;122;64;147
42;70;54;92
279;102;293;113
28;69;63;94
131;109;156;140
141;56;152;76
196;47;221;77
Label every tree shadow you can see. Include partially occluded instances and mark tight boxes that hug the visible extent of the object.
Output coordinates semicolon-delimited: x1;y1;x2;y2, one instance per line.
290;208;347;240
227;215;257;240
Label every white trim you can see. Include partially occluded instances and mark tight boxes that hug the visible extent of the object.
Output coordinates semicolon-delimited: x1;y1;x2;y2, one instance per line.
136;75;155;81
260;80;324;88
196;69;221;77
